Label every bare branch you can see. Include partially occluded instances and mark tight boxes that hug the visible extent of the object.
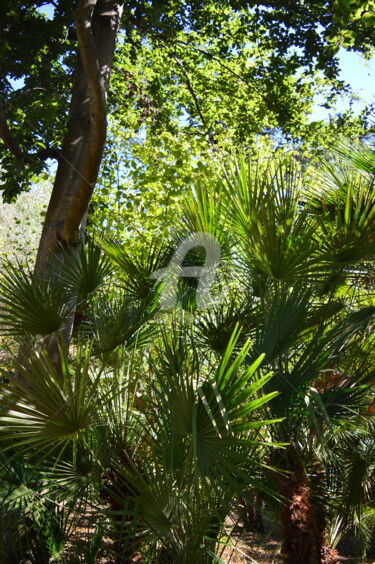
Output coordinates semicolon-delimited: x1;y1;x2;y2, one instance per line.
173;39;267;101
169;51;216;145
169;52;206;126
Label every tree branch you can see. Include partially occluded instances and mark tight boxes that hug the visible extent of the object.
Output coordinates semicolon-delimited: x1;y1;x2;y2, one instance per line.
34;147;61;161
171;39;267;102
0;100;27;160
175;40;251;86
0;97;59;163
169;51;215;146
62;0;122;241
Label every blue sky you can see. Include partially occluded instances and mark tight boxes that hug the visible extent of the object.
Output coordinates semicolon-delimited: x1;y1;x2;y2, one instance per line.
310;49;375;120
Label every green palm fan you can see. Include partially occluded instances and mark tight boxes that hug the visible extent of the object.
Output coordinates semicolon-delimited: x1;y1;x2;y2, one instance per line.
308;146;375;267
181;178;234;260
99;237;173;300
86;293;157;354
54;237;114;301
221;154;324;285
0;343;103;452
108;324;282;563
0;260;74;338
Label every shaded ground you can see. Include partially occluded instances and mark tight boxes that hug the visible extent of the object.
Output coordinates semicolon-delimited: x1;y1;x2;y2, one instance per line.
59;507;374;563
221;527;284;563
221;529;374;563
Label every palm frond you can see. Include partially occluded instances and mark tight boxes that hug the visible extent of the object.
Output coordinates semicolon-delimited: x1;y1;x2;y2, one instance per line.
86;293;157;354
0;343;102;451
0;261;74;337
222;154;323;284
54;237;113;301
100;237;172;300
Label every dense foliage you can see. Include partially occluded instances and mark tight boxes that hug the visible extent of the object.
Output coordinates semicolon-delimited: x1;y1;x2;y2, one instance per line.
0;145;374;562
1;2;375;562
0;0;372;200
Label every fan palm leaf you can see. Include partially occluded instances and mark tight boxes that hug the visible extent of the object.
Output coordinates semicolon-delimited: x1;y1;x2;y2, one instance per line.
0;261;74;338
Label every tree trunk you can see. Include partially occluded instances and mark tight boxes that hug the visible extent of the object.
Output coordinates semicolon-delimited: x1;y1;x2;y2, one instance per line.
278;454;340;564
36;0;122;271
23;0;122;369
13;1;122;383
279;467;323;564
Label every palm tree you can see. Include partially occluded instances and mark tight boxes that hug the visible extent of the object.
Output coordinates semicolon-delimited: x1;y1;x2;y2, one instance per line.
0;144;373;563
0;240;281;562
179;147;375;562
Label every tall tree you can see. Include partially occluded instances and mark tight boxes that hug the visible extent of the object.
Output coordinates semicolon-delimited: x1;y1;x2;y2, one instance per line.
0;0;374;270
